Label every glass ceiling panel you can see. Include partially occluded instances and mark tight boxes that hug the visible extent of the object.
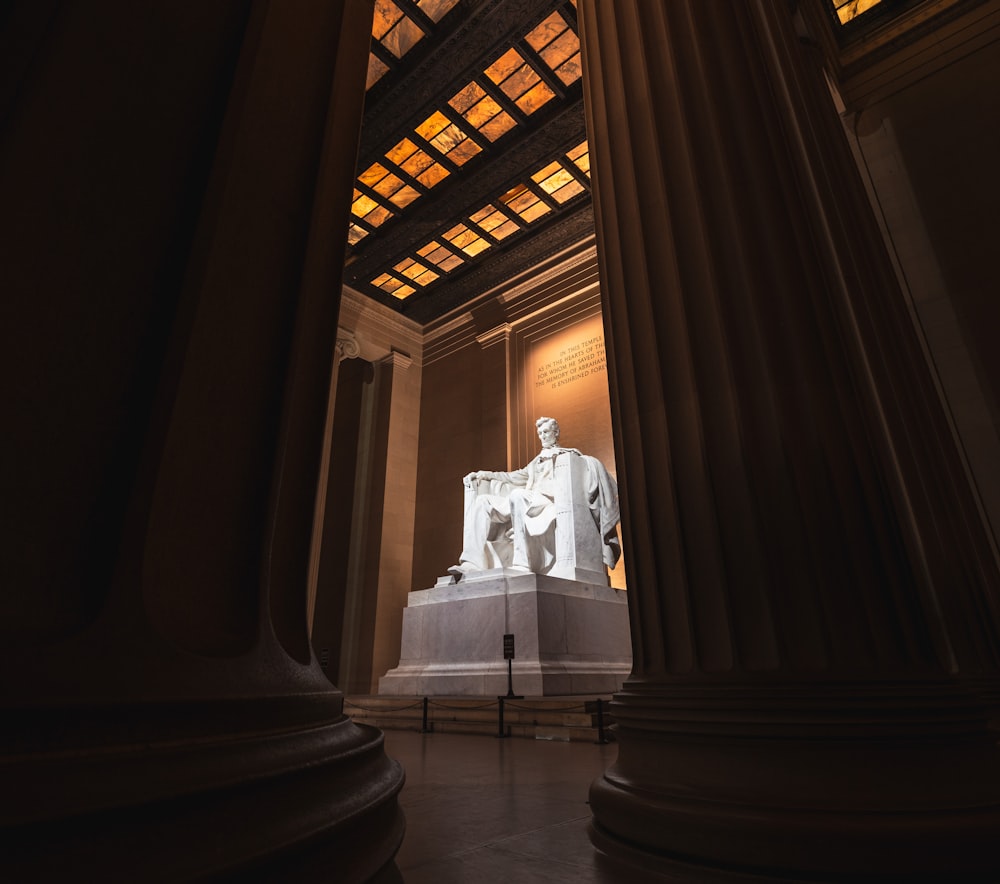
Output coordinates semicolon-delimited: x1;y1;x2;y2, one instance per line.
367;54;390;90
532;161;584;204
450;82;518;142
372;271;417;300
444;223;492;256
416;111;483;165
526;12;582;86
469;204;521;240
417;0;461;24
831;0;887;23
485;49;556;114
418;241;465;271
500;183;551;223
394;256;440;286
566;141;590;176
372;0;404;40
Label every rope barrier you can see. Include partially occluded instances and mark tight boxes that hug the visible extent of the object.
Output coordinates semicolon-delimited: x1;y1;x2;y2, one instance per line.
344;700;423;713
427;700;498;710
345;695;616;745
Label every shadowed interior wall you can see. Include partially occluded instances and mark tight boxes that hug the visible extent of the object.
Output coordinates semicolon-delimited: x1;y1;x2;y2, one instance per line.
849;33;1000;544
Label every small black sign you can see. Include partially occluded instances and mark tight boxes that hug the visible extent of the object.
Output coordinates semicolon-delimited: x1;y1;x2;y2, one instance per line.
503;633;515;660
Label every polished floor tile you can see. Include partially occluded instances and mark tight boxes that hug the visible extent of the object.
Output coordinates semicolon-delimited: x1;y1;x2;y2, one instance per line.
382;729;664;882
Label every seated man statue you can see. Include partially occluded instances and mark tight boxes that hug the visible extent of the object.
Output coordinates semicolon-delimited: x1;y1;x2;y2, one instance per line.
448;416;621;582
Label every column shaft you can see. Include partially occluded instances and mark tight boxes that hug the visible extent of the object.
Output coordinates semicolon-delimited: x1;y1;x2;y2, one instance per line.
579;0;1000;878
0;1;405;879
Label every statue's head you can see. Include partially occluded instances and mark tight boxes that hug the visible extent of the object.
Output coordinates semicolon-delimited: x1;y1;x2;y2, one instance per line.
536;416;560;449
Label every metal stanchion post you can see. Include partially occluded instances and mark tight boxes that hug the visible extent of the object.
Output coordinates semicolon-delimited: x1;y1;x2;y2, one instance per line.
421;696;430;733
497;697;506;738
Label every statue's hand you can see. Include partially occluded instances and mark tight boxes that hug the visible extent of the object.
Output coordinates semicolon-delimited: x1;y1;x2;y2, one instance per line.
464;470;494;486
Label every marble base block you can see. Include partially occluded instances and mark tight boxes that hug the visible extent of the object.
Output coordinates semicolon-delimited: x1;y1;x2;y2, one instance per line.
378;571;632;696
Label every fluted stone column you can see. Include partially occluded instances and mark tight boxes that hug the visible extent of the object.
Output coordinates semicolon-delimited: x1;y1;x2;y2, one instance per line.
0;2;404;880
578;1;1000;879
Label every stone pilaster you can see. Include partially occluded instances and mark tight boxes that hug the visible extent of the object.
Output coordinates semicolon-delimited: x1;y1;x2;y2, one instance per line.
476;321;515;468
578;0;1000;878
0;1;404;879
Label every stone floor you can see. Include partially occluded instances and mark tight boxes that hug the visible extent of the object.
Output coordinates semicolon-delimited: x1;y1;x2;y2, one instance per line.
383;728;664;883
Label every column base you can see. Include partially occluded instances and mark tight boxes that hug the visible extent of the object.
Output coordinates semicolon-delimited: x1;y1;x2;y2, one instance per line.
2;696;404;881
589;679;1000;881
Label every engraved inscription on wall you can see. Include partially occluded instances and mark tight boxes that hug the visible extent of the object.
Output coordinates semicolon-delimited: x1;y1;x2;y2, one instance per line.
534;335;606;390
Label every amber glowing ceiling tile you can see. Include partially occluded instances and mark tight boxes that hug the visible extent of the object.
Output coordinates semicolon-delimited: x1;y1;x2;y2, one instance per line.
416;163;450;187
359;163;390;188
372;0;404;40
502;65;541;102
365;204;395;227
444;223;491;256
464;95;504;130
444;137;482;166
413;267;440;285
526;13;566;52
501;185;551;222
366;53;390;90
567;141;591;176
444;225;478;249
430;122;467;153
383;16;425;59
352;193;381;218
540;32;577;70
469;205;502;228
479;112;517;142
532;162;572;194
416;111;451;142
418;242;464;270
833;0;885;24
348;224;369;245
372;272;394;287
372;170;405;197
514;80;555;114
393;284;416;299
491;219;520;240
486;48;525;85
388;184;421;208
400;150;434;178
386;138;419;166
417;0;460;23
450;82;485;115
554;55;582;86
395;258;437;283
437;253;464;271
518;201;551;223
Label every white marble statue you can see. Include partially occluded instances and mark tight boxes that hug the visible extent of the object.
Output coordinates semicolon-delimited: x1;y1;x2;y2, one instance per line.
447;416;621;582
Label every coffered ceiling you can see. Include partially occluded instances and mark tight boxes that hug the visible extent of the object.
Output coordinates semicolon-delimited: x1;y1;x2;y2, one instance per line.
344;0;592;324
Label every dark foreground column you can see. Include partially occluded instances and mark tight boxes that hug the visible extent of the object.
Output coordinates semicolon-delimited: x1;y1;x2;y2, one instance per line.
0;2;403;880
578;1;1000;879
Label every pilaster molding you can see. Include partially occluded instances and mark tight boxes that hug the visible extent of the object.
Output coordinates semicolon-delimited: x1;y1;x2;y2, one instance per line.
379;348;414;372
475;323;512;349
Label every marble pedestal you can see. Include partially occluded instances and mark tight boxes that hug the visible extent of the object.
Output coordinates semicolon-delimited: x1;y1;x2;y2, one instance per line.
378;571;632;696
